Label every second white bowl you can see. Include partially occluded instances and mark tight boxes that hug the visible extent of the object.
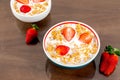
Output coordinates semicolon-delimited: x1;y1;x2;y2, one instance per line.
10;0;51;22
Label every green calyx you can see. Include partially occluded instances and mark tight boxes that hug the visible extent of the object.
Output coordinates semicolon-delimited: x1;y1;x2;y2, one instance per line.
31;24;39;30
105;45;120;56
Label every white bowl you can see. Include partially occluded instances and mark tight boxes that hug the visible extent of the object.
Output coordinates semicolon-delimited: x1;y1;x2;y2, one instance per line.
10;0;51;23
43;21;100;68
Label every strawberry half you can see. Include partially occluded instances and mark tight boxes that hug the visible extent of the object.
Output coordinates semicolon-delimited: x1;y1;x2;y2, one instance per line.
25;24;39;44
61;27;75;41
56;45;70;56
32;0;45;3
79;32;92;44
16;0;29;4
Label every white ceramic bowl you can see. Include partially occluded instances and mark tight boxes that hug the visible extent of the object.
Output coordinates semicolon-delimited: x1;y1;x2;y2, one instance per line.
10;0;51;23
43;21;100;68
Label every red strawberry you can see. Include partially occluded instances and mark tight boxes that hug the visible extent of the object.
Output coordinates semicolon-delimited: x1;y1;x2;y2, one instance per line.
20;5;31;13
79;32;92;44
25;24;39;44
99;45;120;76
104;54;118;76
32;0;45;3
61;27;75;41
56;45;70;56
16;0;29;4
100;52;110;73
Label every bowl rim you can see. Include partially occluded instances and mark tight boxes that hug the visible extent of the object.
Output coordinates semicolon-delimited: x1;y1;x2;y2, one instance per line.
43;21;100;68
10;0;51;18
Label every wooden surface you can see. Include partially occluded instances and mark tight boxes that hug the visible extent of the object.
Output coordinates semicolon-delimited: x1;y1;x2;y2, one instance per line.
0;0;120;80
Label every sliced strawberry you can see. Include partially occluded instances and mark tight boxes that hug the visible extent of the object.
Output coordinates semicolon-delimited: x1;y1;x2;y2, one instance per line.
56;45;70;56
61;27;75;41
20;5;31;13
16;0;29;4
79;32;92;44
32;0;45;3
25;24;39;44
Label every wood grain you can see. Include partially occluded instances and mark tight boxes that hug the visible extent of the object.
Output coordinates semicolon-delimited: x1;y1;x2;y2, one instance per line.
0;0;120;80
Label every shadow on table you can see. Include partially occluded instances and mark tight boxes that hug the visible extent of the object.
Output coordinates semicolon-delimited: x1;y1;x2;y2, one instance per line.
45;59;96;80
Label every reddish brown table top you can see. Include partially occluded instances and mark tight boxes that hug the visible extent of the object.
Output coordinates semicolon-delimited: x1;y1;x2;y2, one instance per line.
0;0;120;80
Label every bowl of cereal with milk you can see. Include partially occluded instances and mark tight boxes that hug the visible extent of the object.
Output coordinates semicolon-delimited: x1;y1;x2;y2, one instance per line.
43;21;100;68
10;0;51;22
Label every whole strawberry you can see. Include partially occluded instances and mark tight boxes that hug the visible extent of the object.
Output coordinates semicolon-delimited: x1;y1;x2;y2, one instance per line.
99;45;120;76
25;24;39;44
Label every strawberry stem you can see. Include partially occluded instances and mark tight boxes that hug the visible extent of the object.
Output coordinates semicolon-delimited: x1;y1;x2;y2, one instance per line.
105;45;120;56
31;24;39;30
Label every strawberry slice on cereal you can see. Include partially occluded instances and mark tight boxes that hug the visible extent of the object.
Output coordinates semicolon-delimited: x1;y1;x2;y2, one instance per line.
16;0;29;4
20;5;31;13
56;45;70;56
61;27;75;41
79;32;93;44
32;0;45;3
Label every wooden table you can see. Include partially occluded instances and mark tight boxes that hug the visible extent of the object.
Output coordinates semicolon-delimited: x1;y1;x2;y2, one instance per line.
0;0;120;80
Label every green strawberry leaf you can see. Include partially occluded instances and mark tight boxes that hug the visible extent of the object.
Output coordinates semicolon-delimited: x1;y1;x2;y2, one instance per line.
105;45;114;54
114;48;120;56
105;45;120;56
31;24;39;30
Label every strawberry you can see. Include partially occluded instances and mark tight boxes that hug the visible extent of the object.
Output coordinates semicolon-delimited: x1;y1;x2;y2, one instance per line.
104;54;118;76
20;5;31;13
99;45;120;76
79;32;92;44
56;45;70;56
32;0;45;3
99;52;110;73
16;0;29;4
61;27;75;41
25;24;39;44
